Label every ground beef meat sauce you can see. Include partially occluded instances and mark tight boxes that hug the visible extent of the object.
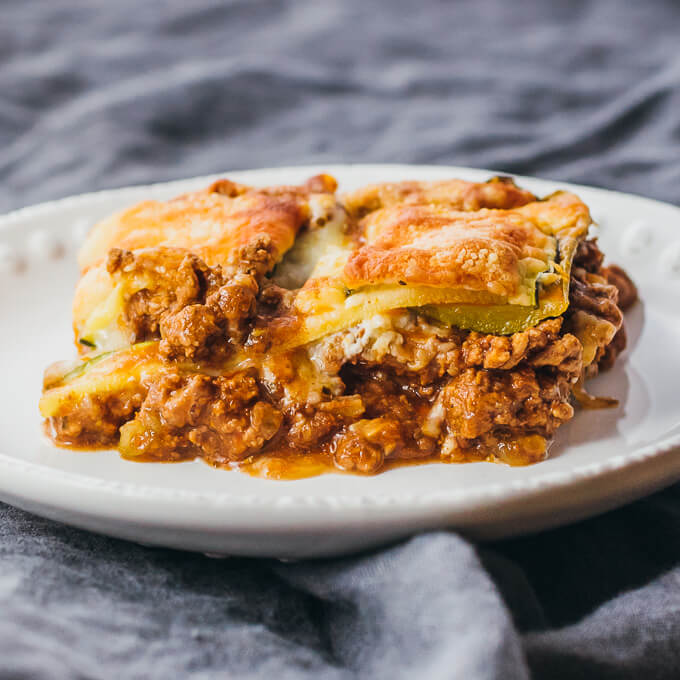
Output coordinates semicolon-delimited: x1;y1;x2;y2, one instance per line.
89;237;632;478
41;177;637;477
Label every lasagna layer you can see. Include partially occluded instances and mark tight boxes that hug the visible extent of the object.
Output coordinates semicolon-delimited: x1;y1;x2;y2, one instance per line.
290;190;590;345
73;174;339;352
40;175;637;476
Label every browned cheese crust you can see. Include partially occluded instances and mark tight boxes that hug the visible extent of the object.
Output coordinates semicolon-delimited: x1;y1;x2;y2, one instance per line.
78;174;337;271
344;192;588;294
342;175;536;217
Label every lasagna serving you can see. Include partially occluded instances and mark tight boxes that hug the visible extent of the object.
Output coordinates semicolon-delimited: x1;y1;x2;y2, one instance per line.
40;173;638;478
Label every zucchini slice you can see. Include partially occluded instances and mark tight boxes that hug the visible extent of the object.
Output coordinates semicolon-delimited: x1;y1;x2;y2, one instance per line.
39;342;164;419
423;220;582;335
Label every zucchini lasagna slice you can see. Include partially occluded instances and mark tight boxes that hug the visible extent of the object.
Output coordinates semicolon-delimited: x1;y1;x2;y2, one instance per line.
40;175;637;476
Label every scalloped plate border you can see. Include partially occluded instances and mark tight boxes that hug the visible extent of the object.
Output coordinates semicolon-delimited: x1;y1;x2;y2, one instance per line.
1;163;679;558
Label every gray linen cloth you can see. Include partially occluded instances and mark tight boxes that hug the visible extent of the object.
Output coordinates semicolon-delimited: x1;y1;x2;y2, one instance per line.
1;1;680;677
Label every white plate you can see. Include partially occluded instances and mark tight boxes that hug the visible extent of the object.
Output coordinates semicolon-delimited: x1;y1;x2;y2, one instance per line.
1;164;679;558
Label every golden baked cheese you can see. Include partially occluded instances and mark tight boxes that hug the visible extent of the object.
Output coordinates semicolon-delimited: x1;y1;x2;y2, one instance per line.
78;175;338;270
73;175;339;351
342;175;536;216
288;190;591;345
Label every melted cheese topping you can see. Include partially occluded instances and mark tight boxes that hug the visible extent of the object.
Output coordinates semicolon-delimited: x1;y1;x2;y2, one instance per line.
346;206;556;298
342;176;537;215
282;191;590;344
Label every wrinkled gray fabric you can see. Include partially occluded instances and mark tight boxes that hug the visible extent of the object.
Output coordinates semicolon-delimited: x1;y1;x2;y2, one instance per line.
1;1;680;678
